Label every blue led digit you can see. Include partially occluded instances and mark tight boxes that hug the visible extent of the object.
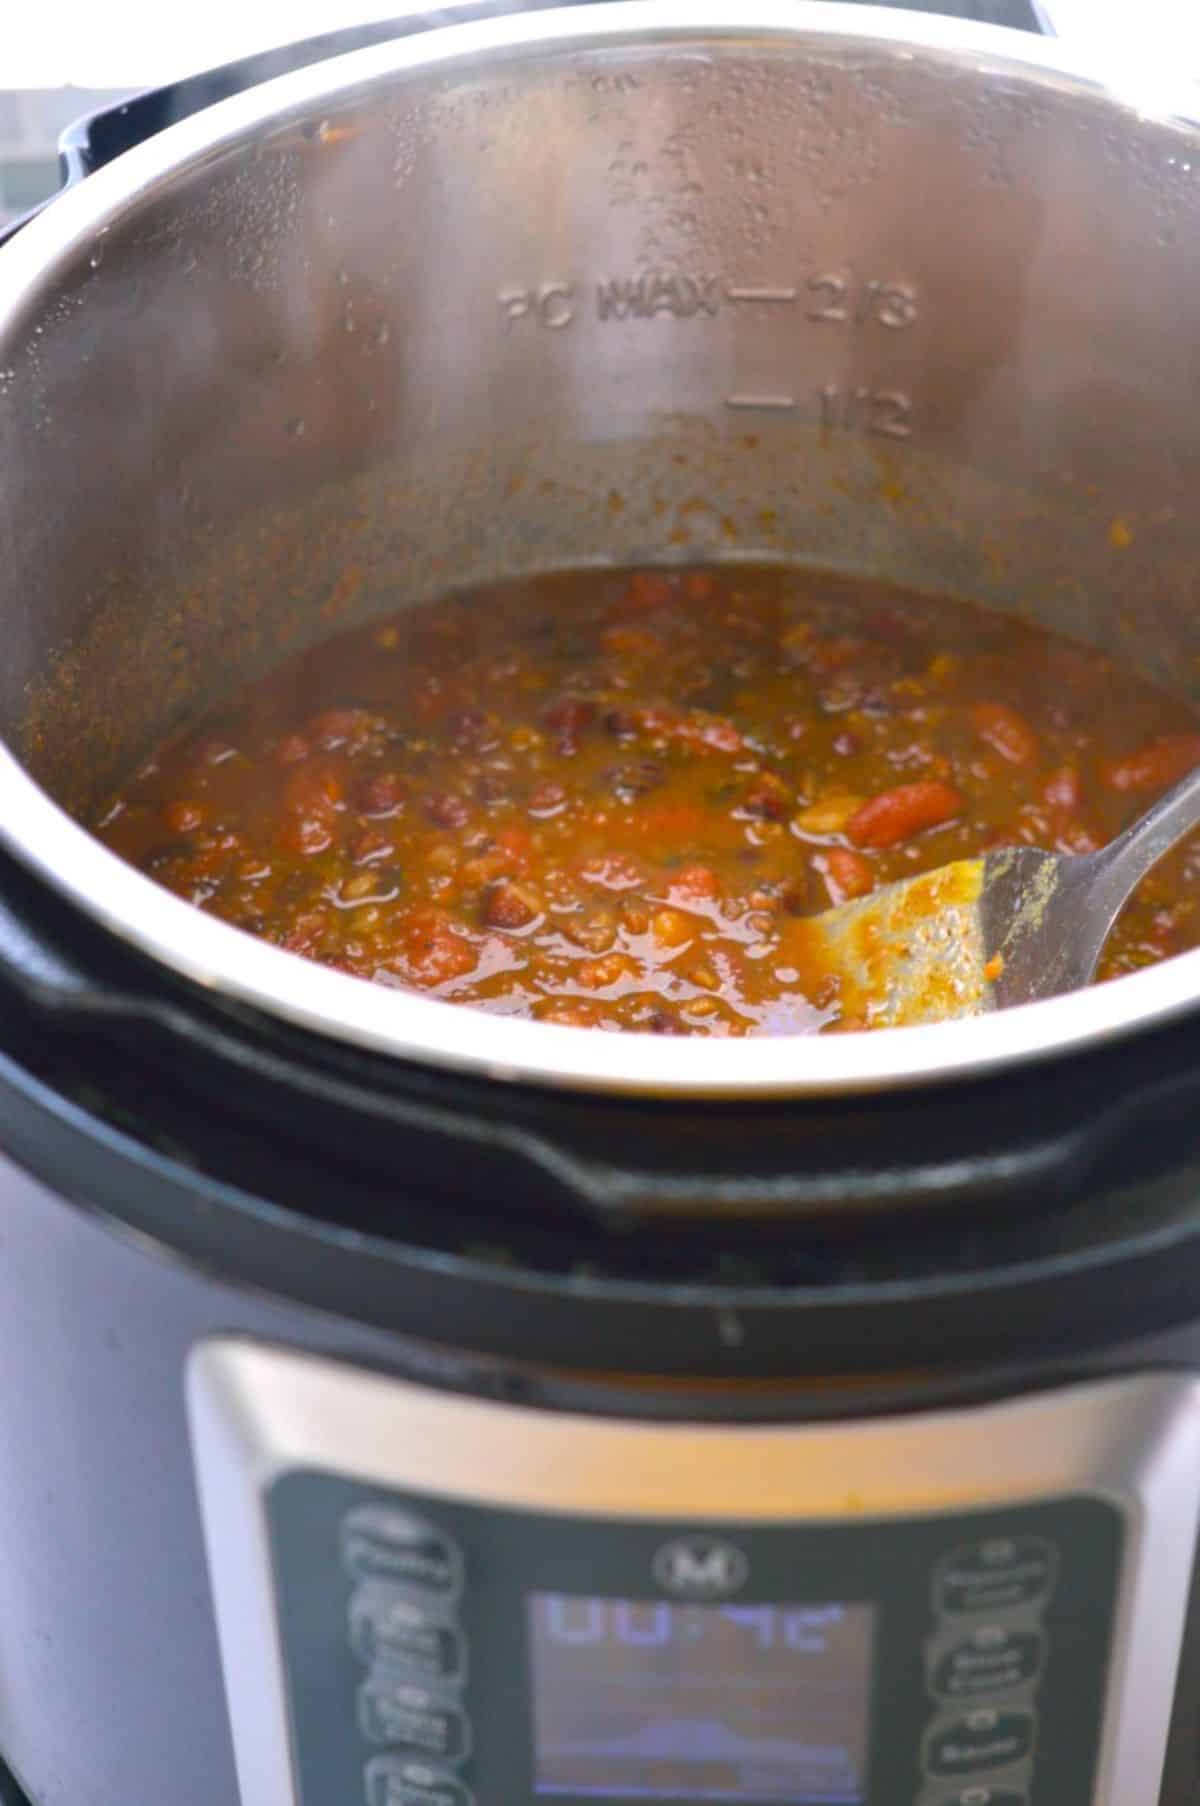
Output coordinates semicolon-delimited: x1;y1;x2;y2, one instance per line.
613;1602;672;1646
545;1596;606;1645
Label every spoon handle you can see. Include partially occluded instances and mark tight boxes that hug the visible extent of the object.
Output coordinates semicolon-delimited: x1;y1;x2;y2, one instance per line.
1084;760;1200;941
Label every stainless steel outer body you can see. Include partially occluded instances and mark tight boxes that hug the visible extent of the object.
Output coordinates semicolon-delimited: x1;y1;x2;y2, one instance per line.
2;5;1200;1095
0;1139;424;1806
2;1124;1200;1806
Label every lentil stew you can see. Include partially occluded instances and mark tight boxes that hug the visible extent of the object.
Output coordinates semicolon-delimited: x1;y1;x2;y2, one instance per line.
93;566;1200;1036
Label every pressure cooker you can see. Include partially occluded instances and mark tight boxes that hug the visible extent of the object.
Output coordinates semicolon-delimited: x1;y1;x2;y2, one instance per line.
1;2;1199;1804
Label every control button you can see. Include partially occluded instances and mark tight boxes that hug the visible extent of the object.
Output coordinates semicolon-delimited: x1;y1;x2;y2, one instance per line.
349;1586;466;1681
931;1627;1045;1701
365;1756;474;1806
358;1679;471;1761
934;1538;1057;1616
342;1505;462;1598
923;1707;1036;1780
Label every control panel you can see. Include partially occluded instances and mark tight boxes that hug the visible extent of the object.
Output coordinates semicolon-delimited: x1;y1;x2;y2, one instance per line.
262;1470;1117;1806
187;1347;1200;1806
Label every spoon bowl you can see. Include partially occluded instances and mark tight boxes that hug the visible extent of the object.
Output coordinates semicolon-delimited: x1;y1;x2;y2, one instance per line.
807;762;1200;1029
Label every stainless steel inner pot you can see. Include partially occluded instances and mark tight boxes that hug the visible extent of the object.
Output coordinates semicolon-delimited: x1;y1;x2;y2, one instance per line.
1;1;1199;1096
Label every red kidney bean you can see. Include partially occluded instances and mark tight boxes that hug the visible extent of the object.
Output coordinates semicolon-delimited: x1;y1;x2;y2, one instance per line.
424;793;470;829
1101;734;1200;794
482;880;542;930
846;781;963;849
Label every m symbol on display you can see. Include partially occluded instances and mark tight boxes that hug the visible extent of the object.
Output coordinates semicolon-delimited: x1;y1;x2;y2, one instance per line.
653;1536;749;1598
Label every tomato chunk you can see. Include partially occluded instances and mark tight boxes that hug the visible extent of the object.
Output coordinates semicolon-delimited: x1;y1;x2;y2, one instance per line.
820;847;875;904
164;799;205;835
970;701;1039;767
1042;765;1081;810
625;571;675;610
669;864;720;903
396;908;476;985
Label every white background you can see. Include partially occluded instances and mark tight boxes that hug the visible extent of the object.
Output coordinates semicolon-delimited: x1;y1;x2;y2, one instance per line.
3;0;1200;88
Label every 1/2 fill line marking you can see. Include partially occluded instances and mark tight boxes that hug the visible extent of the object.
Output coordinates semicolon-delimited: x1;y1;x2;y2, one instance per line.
725;394;797;412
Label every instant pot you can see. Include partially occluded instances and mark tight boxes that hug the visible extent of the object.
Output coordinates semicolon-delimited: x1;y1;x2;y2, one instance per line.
2;3;1200;1804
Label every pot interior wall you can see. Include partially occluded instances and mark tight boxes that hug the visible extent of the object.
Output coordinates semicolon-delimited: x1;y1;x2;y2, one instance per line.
2;22;1200;816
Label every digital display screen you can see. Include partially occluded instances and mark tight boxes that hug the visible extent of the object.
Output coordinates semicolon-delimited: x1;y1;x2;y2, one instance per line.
528;1594;874;1803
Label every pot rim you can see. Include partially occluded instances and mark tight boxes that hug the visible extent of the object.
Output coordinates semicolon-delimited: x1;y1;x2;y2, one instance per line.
2;0;1199;1100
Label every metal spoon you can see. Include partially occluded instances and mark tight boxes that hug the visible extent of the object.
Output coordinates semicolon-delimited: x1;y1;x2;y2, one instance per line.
805;762;1200;1029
